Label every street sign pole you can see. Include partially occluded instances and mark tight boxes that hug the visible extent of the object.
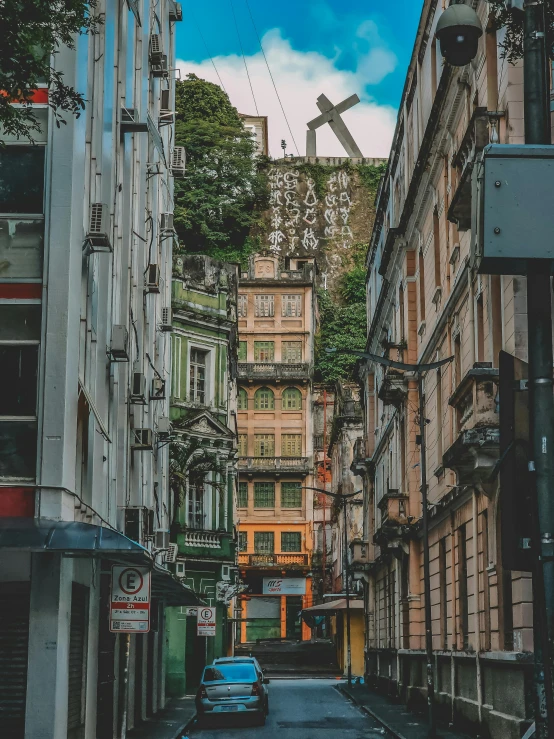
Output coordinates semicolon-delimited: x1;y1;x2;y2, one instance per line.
523;3;554;737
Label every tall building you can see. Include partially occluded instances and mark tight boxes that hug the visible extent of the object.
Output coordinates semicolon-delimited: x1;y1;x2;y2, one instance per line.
0;4;194;738
356;2;534;737
166;254;239;694
236;254;317;642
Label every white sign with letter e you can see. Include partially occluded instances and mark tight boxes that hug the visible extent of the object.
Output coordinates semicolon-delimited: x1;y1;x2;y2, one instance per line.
110;565;151;633
197;606;216;637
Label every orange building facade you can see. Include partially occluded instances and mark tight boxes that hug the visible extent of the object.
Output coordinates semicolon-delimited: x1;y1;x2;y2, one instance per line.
236;254;316;643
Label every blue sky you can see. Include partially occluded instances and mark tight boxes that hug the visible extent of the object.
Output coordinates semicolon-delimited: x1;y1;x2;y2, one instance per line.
175;1;423;157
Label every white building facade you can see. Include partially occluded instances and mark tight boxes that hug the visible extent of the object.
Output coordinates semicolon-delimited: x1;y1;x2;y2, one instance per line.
0;2;195;738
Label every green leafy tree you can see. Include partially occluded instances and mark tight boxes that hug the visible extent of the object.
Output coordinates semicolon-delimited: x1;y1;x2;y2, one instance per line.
173;74;267;263
0;0;101;142
489;1;554;62
314;289;367;382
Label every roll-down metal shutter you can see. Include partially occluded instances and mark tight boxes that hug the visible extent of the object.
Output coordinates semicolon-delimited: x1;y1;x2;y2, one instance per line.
67;583;88;739
0;582;30;739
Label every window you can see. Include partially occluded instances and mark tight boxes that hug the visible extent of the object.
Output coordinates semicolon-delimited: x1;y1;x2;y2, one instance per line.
254;387;274;410
282;341;302;363
282;294;302;317
171;336;182;398
281;434;302;457
254;434;274;457
433;208;441;287
254;531;274;554
254;341;274;362
418;250;426;322
0;346;38;416
254;482;275;508
238;531;247;552
189;348;207;404
254;294;274;317
458;525;469;650
281;532;301;552
238;341;247;361
281;482;302;508
282;387;302;410
188;478;205;529
237;388;248;411
436;367;443;460
238;434;248;457
0;146;45;214
476;294;485;362
439;537;448;650
454;334;461;389
238;482;248;508
238;294;248;317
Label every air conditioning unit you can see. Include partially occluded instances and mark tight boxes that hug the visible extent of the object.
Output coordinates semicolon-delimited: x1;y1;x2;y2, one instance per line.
170;147;186;177
109;325;129;362
154;529;170;549
130;372;147;404
151;55;168;79
164;542;178;563
175;561;186;578
145;264;160;293
85;203;112;253
159;90;174;125
221;565;231;581
160;307;173;332
157;416;172;440
132;428;153;451
151;377;166;400
169;1;183;21
160;212;174;231
150;34;163;64
124;507;153;544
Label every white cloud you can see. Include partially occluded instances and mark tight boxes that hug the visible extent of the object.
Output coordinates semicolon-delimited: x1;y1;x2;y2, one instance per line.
176;29;397;159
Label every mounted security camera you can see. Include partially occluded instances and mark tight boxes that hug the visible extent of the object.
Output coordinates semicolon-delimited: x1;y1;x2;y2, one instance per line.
436;4;483;67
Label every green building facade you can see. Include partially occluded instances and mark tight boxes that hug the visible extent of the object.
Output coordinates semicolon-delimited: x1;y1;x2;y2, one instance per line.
166;255;239;696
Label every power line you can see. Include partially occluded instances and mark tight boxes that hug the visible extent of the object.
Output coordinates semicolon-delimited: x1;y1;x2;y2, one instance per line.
188;8;228;94
243;0;300;156
229;0;259;116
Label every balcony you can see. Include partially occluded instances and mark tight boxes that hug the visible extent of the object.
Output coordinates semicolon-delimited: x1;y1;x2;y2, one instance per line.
448;107;496;231
350;539;373;571
237;362;311;382
183;530;222;549
373;490;410;552
351;437;373;475
238;457;311;476
238;553;309;567
377;369;408;407
442;364;500;487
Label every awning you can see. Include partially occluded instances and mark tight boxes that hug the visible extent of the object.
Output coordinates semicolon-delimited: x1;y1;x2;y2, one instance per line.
302;599;364;614
151;564;203;606
0;518;150;556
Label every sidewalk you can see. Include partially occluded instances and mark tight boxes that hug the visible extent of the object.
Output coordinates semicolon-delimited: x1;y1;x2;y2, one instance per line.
339;684;471;739
127;696;196;739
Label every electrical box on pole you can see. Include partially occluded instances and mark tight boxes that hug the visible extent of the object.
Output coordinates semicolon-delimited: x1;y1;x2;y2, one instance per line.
473;145;554;274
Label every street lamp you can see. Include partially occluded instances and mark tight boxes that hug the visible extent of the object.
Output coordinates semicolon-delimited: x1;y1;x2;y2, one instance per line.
303;485;362;688
325;347;452;737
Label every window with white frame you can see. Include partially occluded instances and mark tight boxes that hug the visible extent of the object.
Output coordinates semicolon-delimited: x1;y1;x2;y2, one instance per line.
189;348;208;404
282;294;302;317
238;294;248;317
172;336;182;397
187;477;205;529
254;294;274;317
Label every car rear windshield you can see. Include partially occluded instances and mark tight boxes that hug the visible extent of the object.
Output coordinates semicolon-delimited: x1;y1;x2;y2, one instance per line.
203;664;257;682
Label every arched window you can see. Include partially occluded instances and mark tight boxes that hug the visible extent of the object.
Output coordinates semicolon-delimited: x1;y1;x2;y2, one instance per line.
282;387;302;410
237;388;248;410
254;387;275;410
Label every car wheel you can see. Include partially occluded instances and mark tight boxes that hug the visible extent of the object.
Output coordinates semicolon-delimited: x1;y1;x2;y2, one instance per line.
265;698;269;715
255;711;266;726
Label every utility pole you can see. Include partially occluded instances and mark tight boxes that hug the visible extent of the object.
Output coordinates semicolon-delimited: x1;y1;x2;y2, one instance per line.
523;2;554;736
418;374;435;739
343;495;353;687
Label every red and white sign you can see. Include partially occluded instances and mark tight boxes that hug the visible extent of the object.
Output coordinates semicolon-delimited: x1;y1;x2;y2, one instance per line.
197;606;216;637
110;565;151;633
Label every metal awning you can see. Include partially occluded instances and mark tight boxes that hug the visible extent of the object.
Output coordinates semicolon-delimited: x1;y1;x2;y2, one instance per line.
301;599;364;614
0;518;149;555
151;564;204;607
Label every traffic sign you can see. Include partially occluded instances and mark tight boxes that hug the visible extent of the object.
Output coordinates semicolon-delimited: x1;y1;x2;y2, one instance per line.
110;565;151;633
197;606;216;637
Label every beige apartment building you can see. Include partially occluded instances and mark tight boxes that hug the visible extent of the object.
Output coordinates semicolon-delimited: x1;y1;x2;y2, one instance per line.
236;254;316;643
355;2;537;738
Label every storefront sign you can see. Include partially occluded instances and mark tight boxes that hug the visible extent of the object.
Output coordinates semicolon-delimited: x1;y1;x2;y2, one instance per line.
197;606;216;636
263;577;306;595
110;565;151;633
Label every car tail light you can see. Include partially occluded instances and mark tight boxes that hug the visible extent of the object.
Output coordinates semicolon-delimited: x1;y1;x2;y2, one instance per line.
251;682;261;696
199;685;208;699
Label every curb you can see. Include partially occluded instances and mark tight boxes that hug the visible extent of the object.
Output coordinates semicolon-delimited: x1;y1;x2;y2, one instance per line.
174;710;197;738
338;685;405;739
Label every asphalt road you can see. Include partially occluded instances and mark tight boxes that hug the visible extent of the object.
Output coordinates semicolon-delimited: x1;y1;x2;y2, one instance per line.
187;679;390;739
